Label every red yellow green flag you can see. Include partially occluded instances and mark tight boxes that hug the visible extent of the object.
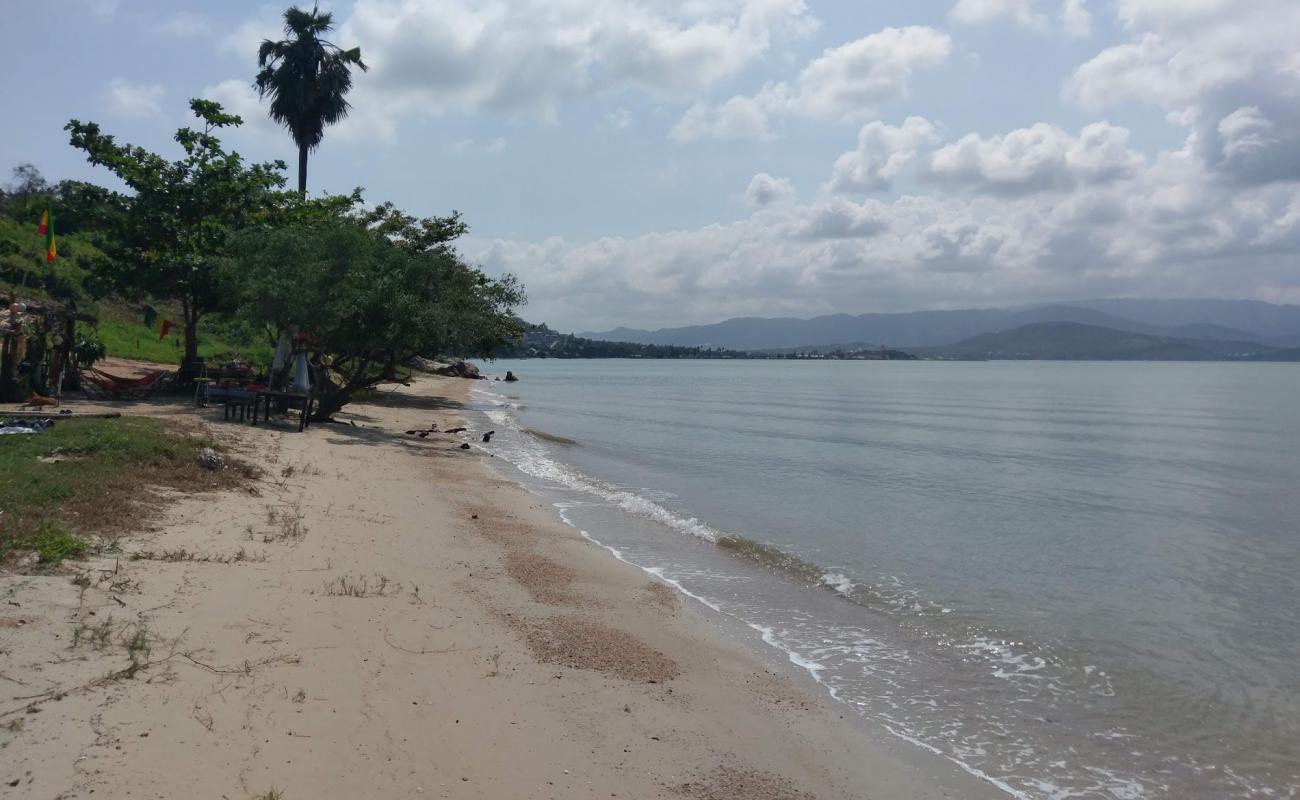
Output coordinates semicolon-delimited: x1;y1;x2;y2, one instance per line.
141;306;174;340
38;209;56;263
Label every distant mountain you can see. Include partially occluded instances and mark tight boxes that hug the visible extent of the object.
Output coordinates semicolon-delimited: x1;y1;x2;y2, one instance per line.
918;322;1296;361
584;299;1300;351
1067;299;1300;344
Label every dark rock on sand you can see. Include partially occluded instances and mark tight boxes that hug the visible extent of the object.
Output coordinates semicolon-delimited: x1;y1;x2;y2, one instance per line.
482;431;495;443
431;360;483;379
504;371;518;382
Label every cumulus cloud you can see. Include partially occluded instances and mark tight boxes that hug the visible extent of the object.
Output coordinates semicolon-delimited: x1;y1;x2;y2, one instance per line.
926;122;1143;194
949;0;1090;37
828;116;939;193
1065;0;1300;184
316;0;818;123
103;79;164;118
470;129;1300;331
1060;0;1092;37
950;0;1048;30
671;26;951;141
745;173;797;207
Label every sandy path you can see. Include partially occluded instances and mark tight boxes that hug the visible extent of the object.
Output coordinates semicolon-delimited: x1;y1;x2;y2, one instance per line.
0;376;997;799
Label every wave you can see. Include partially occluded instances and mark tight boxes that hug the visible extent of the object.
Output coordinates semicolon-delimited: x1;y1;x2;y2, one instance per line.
524;427;578;446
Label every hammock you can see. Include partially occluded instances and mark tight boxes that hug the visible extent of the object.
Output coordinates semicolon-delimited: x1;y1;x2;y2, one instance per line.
81;367;172;399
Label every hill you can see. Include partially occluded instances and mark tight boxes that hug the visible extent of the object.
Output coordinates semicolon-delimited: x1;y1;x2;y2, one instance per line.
583;299;1300;351
919;322;1297;361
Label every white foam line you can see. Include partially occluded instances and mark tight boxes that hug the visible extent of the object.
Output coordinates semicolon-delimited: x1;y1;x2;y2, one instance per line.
472;395;1041;800
554;504;1037;800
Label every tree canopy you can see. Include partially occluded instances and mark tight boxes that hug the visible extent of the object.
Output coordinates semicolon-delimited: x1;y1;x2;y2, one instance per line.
229;208;523;419
66;100;288;363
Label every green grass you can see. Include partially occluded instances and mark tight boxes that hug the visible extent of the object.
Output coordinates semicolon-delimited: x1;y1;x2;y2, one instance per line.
92;318;273;366
26;522;89;564
0;417;240;564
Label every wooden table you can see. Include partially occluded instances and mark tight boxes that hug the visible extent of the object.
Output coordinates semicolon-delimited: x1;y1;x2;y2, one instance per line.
250;389;314;432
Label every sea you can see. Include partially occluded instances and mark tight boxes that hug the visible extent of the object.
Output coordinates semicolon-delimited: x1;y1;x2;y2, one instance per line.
468;359;1300;800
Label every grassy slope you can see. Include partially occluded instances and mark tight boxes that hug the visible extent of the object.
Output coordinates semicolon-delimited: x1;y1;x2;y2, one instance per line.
1;217;273;367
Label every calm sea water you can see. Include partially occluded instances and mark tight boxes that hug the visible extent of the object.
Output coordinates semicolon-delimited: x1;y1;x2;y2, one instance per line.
470;360;1300;799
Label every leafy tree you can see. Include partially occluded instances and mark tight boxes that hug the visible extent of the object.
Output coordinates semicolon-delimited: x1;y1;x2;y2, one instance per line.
229;210;523;419
66;100;288;364
255;5;367;195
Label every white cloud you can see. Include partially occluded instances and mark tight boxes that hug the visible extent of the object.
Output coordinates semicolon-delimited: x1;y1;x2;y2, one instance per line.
745;173;797;207
828;116;939;193
103;79;164;119
156;12;208;36
1065;0;1300;184
671;26;951;141
1060;0;1092;37
949;0;1091;37
926;122;1143;194
219;5;285;58
313;0;819;125
470;115;1300;332
448;137;508;156
950;0;1047;30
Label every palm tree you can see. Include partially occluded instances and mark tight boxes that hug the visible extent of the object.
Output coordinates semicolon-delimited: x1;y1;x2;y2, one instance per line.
255;5;367;195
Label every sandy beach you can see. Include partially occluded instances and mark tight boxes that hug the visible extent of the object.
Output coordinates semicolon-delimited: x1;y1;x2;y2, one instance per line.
1;371;997;799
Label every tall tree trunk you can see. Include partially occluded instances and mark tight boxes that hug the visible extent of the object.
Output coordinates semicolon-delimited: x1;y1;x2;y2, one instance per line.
297;142;308;196
182;299;200;366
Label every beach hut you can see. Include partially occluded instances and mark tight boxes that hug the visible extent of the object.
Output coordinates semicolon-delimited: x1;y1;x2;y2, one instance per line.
0;294;94;403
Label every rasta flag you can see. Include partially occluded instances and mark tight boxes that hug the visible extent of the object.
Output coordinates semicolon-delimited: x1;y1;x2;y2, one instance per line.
142;306;174;340
37;209;56;263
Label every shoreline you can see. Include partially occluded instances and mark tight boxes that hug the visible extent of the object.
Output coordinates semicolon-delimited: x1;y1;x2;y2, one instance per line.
1;374;998;799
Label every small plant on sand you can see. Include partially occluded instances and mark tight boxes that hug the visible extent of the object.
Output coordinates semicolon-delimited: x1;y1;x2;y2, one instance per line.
72;615;115;650
486;648;502;678
264;501;307;542
292;688;307;703
253;788;283;800
29;523;88;564
320;574;396;598
122;623;152;663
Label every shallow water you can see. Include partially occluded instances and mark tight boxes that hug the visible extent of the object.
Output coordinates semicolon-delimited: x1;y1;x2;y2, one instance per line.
470;360;1300;799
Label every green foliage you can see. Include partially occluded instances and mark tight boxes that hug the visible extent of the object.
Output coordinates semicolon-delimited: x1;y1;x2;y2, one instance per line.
27;523;88;564
255;4;368;193
74;328;106;367
65;100;288;361
228;210;523;418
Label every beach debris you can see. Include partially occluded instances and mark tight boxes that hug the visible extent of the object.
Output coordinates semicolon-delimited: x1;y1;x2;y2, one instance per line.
504;370;518;382
197;447;225;471
446;427;467;434
481;430;495;443
0;417;55;436
459;443;471;450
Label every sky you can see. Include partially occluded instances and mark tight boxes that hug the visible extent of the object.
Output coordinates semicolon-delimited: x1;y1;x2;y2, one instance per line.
2;0;1299;332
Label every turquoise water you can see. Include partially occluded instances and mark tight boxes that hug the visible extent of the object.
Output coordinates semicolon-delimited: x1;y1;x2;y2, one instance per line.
471;360;1300;799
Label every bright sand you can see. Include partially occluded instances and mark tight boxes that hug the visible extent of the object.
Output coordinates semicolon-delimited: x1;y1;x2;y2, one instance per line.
0;373;998;799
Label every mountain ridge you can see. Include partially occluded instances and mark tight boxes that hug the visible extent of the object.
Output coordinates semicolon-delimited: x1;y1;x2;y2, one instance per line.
582;299;1300;350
